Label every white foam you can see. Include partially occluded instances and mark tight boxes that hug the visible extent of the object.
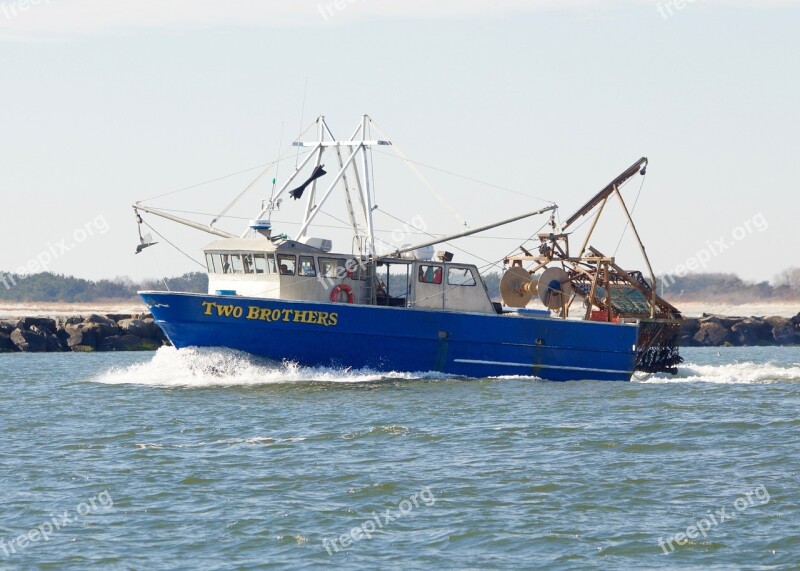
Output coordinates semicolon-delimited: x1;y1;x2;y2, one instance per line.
138;436;307;448
638;361;800;385
95;347;800;387
94;346;445;387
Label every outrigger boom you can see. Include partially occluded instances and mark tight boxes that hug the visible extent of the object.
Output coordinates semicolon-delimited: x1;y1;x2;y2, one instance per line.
388;204;557;260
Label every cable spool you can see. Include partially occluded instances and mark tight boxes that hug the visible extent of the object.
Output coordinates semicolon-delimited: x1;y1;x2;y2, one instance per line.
500;267;539;308
538;267;573;310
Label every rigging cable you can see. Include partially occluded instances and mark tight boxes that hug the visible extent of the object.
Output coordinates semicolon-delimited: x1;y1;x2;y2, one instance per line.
374;207;503;272
370;146;555;205
210;163;277;227
140;220;206;269
562;176;636;237
613;171;647;257
140;161;280;203
367;117;469;229
145;207;539;240
138;151;310;204
267;121;285;222
369;140;377;208
295;79;308;169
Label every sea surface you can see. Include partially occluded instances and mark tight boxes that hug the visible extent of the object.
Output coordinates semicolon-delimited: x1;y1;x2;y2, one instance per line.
1;346;800;570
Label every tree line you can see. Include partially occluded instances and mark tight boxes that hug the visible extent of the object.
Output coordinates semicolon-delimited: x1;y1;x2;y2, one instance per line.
0;272;208;302
0;268;797;303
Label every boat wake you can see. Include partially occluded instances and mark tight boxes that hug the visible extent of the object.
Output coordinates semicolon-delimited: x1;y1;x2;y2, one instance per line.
95;346;450;388
95;347;800;387
639;361;800;385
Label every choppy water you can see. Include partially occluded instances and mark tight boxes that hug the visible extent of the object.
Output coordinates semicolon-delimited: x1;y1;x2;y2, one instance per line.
1;346;800;570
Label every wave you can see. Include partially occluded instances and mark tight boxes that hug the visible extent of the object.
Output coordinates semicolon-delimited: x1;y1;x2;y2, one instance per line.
95;347;800;387
95;346;449;388
639;361;800;385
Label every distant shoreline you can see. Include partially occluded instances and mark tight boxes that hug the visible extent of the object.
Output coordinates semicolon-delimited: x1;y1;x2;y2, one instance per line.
1;300;798;319
670;301;800;319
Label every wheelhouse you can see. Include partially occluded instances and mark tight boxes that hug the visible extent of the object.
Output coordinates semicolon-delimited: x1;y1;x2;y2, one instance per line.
202;237;496;313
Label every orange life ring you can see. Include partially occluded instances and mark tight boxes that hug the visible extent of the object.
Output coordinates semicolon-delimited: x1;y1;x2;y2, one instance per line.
330;283;354;304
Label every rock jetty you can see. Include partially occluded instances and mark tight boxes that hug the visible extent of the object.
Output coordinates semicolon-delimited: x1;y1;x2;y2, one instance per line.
1;311;798;353
0;314;169;353
680;312;800;347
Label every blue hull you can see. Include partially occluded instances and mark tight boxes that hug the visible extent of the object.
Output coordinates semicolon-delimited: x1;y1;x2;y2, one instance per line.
140;292;639;381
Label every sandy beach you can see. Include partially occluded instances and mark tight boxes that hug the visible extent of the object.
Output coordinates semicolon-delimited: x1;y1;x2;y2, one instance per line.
671;301;800;319
0;302;148;319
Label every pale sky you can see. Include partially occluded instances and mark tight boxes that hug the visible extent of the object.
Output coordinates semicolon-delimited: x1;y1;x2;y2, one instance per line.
1;0;798;283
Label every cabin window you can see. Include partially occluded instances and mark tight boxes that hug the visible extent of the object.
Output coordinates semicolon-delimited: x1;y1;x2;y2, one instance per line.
242;254;255;274
278;254;296;276
208;251;280;275
319;257;347;279
253;254;267;274
208;253;225;273
418;265;443;285
448;267;476;286
345;258;367;280
230;255;244;274
299;256;316;277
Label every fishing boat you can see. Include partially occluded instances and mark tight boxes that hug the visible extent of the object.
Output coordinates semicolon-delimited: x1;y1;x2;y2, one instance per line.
133;115;683;381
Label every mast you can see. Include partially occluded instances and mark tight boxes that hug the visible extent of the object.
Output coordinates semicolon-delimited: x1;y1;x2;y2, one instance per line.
299;117;326;240
289;116;390;251
360;115;377;256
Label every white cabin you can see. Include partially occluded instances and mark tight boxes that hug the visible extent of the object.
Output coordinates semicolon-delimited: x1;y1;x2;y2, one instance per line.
202;237;496;314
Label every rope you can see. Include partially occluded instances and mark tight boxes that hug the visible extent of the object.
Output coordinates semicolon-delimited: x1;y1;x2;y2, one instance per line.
268;121;285;219
212;147;312;226
295;79;308;169
374;207;499;269
139;162;275;203
138;152;308;204
499;220;550;265
141;208;539;242
565;175;636;236
141;220;206;269
366;118;468;229
369;142;377;208
370;146;554;204
146;251;171;292
613;172;647;256
211;163;276;226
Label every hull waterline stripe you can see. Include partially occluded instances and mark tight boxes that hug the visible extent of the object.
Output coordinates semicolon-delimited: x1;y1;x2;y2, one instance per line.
453;359;632;375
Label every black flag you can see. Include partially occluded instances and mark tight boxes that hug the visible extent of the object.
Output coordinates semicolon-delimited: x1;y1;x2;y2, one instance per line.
289;165;327;200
